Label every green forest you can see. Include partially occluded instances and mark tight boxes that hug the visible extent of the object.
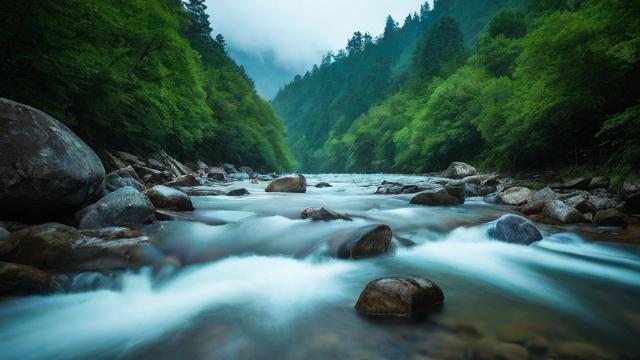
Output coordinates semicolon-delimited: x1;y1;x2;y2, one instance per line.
273;0;640;183
0;0;293;171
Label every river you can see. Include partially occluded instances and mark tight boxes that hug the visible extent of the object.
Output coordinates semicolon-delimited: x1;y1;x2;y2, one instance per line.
1;174;639;360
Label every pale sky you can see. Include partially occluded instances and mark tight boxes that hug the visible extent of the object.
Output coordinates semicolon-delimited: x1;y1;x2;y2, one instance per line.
206;0;428;73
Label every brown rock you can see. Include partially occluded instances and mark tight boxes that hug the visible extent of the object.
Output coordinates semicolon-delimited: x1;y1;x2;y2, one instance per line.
265;175;307;193
145;185;193;211
164;174;202;187
355;277;444;317
410;188;463;206
301;207;352;221
594;208;628;228
337;225;392;259
0;262;62;295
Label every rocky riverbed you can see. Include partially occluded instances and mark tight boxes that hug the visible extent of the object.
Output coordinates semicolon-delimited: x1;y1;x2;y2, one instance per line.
1;99;640;359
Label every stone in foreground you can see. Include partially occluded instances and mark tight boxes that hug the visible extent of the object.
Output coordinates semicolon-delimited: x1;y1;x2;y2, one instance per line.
410;187;463;206
355;277;444;317
301;207;352;221
488;215;542;245
0;98;105;221
265;175;307;193
337;225;392;259
443;162;477;179
145;185;193;211
75;186;155;229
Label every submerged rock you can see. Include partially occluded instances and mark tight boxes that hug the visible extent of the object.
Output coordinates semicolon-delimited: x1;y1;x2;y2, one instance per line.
301;207;352;221
355;277;444;317
410;187;463;206
497;187;534;206
443;162;477;179
227;188;250;196
75;186;155;229
0;262;63;295
337;225;392;259
145;185;193;211
488;215;542;245
594;209;628;228
265;175;307;193
0;98;105;221
543;200;584;224
315;182;333;188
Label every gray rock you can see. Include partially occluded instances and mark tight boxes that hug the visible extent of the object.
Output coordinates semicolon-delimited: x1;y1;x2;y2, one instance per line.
622;174;640;193
443;162;477;179
588;176;610;189
410;187;464;206
105;166;146;193
564;195;596;214
301;207;352;221
0;262;63;295
481;175;501;187
265;175;307;193
195;160;209;170
228;172;250;181
223;163;238;174
337;225;392;259
444;180;466;202
594;209;628;228
498;187;534;205
561;177;591;190
0;98;105;221
589;190;622;210
534;187;557;202
355;277;444;317
315;182;333;188
238;166;256;178
145;185;193;211
75;186;155;229
543;200;584;223
488;215;542;245
518;200;545;215
462;175;488;185
227;188;250;196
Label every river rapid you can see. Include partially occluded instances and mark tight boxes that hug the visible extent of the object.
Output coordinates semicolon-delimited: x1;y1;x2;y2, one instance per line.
1;174;639;360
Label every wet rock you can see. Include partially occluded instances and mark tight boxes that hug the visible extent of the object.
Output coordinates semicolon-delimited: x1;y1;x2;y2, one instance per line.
134;164;171;184
562;177;591;190
589;176;610;189
444;180;466;202
0;262;62;295
301;207;352;221
80;227;143;240
154;209;176;221
0;227;10;242
315;182;333;188
164;174;202;187
375;181;403;194
337;225;392;259
473;339;529;360
145;185;193;211
497;187;534;206
0;98;106;221
70;272;117;292
354;277;444;317
153;256;181;283
146;158;165;171
594;209;628;228
238;166;256;178
228;172;250;181
463;175;488;185
176;186;225;196
518;200;545;215
206;167;227;181
227;188;249;196
104;166;146;193
195;160;209;171
443;162;477;179
410;188;463;206
223;163;238;174
625;192;640;214
482;175;501;187
589;189;621;210
564;194;596;214
488;215;542;245
265;175;307;193
75;186;155;229
466;183;496;197
543;200;584;224
534;187;557;202
553;341;607;360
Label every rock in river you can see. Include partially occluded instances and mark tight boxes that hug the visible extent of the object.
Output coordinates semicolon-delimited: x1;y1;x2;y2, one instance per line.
265;175;307;193
145;185;193;211
75;186;155;229
543;200;584;224
0;262;63;295
443;162;477;179
355;277;444;317
0;98;105;221
488;215;542;245
594;209;628;228
301;207;352;221
497;187;534;206
227;188;250;196
337;225;392;259
410;187;463;206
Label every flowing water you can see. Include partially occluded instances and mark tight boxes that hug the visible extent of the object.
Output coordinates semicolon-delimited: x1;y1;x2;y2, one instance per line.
1;174;640;360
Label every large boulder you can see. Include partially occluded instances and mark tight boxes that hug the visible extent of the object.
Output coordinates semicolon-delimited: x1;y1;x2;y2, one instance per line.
594;209;628;228
410;188;464;206
104;166;146;193
355;277;444;317
145;185;193;211
543;200;584;224
301;208;352;221
337;225;392;259
0;262;63;295
497;187;534;206
444;180;467;202
75;186;155;229
0;98;105;221
443;162;477;179
265;175;307;193
487;215;542;245
0;223;154;271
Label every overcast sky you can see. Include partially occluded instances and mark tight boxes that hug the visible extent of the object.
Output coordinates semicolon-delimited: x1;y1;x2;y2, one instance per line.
206;0;428;73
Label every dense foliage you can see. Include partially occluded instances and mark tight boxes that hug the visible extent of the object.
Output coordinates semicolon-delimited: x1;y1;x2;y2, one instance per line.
274;0;640;179
0;0;292;171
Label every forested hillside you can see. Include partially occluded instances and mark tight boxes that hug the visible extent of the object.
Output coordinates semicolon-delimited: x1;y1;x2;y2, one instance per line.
272;0;521;171
0;0;292;171
273;0;640;185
